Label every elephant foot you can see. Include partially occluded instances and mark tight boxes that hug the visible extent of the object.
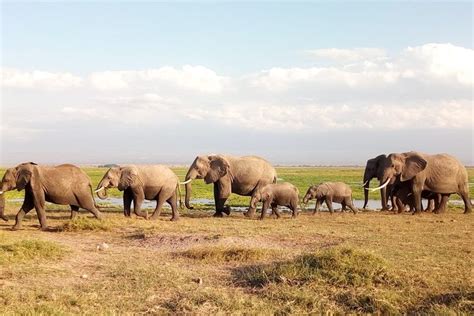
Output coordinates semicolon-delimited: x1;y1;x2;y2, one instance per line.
463;209;472;214
243;211;255;218
213;212;224;218
170;216;179;221
0;215;8;222
223;206;231;216
40;226;49;231
11;225;20;231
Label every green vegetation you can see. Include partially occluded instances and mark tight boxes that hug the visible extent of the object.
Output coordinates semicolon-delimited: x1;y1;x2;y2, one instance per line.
0;239;66;265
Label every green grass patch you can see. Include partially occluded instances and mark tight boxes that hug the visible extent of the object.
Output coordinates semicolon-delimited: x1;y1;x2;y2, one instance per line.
0;239;66;264
239;247;399;288
177;246;273;263
60;217;112;232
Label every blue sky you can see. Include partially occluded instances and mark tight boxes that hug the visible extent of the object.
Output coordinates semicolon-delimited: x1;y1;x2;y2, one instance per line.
1;2;473;165
3;2;472;74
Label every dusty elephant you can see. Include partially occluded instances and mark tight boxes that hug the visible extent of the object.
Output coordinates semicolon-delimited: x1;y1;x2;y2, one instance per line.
392;180;449;214
184;154;277;217
96;165;181;221
373;152;471;214
250;182;299;220
362;154;396;211
0;162;102;230
303;182;358;214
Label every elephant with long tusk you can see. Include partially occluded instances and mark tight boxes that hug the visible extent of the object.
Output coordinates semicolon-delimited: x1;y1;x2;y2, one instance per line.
96;165;182;221
362;154;396;211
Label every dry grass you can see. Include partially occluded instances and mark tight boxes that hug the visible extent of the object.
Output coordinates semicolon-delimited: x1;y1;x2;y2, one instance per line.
0;198;472;314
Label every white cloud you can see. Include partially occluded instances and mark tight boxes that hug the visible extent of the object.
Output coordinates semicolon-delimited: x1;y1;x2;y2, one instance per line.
0;68;83;90
89;65;230;93
306;47;387;63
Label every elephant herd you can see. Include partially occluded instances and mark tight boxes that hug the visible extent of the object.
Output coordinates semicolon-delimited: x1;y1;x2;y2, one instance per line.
0;152;471;230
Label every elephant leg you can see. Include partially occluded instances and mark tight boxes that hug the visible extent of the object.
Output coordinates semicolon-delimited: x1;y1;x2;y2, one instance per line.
70;205;79;220
412;189;423;214
167;192;179;221
271;203;281;218
345;197;358;214
150;195;166;220
133;192;148;219
313;199;321;215
123;189;133;217
395;197;405;214
34;202;48;230
325;197;334;214
290;201;298;218
213;183;229;217
341;201;346;212
459;186;472;214
260;200;271;220
434;194;449;214
76;192;102;219
12;198;34;230
390;194;398;212
381;186;389;211
425;198;435;212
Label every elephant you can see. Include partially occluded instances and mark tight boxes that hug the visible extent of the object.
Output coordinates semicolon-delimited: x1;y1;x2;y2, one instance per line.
391;179;448;213
303;182;358;214
0;162;102;230
363;154;396;211
184;154;277;217
371;152;471;214
249;182;299;220
95;165;181;221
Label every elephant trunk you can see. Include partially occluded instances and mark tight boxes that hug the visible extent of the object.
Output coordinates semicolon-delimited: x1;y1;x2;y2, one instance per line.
95;180;109;200
363;178;370;209
0;193;7;222
184;168;198;210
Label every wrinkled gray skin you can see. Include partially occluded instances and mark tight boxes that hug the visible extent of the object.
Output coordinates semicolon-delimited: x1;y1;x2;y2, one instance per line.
303;182;358;214
363;154;395;211
250;182;299;220
96;165;180;221
392;180;449;214
184;155;277;217
0;162;102;231
380;152;471;214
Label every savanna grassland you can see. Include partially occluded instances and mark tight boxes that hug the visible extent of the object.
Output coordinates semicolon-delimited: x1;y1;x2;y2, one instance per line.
0;167;473;314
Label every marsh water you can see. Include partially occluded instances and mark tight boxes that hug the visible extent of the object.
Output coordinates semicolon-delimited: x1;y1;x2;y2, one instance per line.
7;197;467;213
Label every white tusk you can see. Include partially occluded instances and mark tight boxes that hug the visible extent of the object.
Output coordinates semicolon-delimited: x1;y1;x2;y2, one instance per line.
369;178;391;192
361;180;369;187
94;187;105;193
0;191;3;194
179;179;192;185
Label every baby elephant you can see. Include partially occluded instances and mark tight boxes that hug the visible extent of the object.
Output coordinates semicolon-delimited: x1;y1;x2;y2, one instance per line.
250;182;299;220
303;182;358;214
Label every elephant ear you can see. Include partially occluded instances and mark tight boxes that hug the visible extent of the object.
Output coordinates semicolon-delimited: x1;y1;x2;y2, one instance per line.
316;184;330;198
205;156;230;184
118;168;139;190
16;169;32;191
401;154;427;181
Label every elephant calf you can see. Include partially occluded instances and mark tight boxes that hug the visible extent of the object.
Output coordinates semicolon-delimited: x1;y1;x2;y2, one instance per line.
303;182;358;214
250;182;299;220
392;181;449;214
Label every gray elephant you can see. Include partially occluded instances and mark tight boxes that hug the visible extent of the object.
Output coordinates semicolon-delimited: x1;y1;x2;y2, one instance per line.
392;180;449;213
372;152;471;214
363;154;396;211
250;182;299;220
0;168;15;222
95;165;181;221
183;154;277;217
303;182;358;214
0;162;102;230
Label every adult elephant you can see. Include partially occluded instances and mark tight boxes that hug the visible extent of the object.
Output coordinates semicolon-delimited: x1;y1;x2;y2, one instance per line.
95;165;181;221
183;154;277;217
371;152;471;214
0;162;102;230
362;154;394;211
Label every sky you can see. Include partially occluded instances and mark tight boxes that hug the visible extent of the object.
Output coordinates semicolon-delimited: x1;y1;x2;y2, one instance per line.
1;2;473;166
